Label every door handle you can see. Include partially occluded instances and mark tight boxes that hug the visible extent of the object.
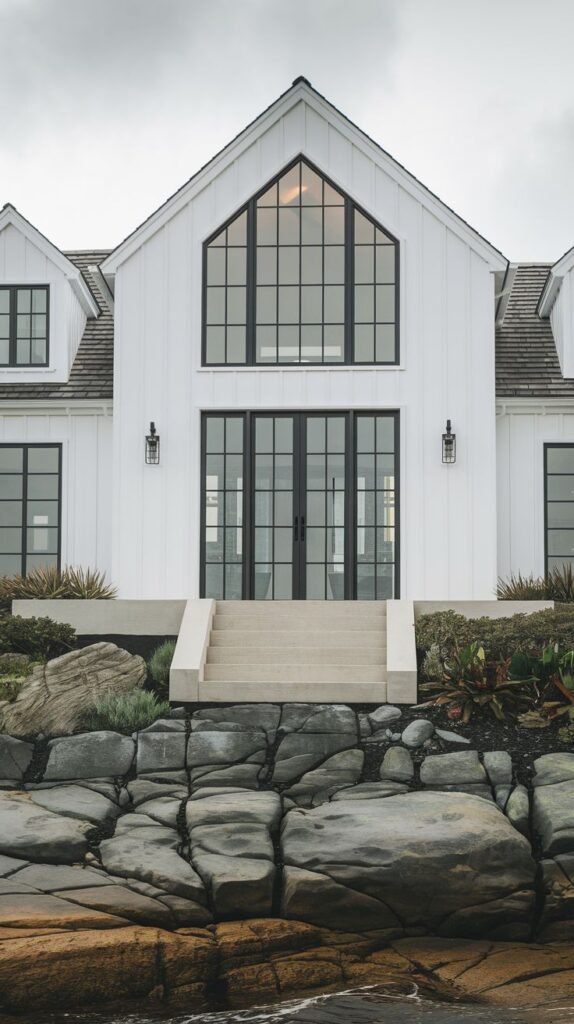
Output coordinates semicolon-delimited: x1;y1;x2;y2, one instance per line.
301;515;306;541
294;515;299;541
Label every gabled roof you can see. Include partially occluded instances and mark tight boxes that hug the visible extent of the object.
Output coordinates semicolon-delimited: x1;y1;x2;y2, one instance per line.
0;251;113;402
0;204;100;318
495;263;574;398
101;77;507;278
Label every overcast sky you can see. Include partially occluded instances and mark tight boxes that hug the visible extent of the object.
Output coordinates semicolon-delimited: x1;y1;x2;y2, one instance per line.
1;0;573;261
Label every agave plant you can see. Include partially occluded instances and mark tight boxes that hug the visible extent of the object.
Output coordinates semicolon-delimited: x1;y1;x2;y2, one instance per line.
418;641;537;723
0;566;117;601
497;563;574;602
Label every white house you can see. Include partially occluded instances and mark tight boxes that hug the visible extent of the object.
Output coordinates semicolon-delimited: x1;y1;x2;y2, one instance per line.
1;78;572;602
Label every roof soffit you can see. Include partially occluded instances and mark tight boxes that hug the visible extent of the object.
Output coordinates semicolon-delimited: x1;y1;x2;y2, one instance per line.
101;80;507;277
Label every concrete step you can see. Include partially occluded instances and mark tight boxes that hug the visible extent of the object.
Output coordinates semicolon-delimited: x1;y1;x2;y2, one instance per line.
198;679;388;703
212;614;385;631
209;629;387;648
203;663;387;683
206;646;386;665
216;600;387;612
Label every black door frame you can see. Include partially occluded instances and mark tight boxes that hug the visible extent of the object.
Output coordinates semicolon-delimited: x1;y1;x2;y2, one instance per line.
200;410;400;600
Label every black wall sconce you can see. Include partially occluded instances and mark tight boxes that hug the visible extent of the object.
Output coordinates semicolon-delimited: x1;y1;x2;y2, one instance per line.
145;422;160;465
442;419;456;464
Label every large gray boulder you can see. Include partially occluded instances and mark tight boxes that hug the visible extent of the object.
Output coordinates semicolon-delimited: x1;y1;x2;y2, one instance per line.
0;734;33;781
0;643;145;737
281;791;536;939
0;791;90;863
44;732;135;781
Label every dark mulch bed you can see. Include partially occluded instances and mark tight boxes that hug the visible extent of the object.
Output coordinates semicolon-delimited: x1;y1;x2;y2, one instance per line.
357;702;569;789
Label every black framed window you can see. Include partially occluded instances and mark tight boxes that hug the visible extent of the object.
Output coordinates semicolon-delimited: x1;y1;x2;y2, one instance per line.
0;445;61;577
545;444;574;574
0;287;49;367
203;157;399;366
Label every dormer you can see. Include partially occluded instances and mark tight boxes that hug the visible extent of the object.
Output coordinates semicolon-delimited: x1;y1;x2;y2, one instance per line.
539;246;574;379
0;204;99;385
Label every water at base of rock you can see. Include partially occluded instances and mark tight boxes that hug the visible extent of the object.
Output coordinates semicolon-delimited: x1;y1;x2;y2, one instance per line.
1;986;572;1024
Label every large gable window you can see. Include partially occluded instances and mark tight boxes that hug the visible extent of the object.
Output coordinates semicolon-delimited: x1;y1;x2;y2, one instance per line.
0;286;49;367
203;158;398;366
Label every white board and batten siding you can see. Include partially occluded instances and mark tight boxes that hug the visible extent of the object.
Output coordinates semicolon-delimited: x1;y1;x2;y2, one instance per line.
497;401;574;580
111;90;504;600
0;223;87;383
0;405;113;577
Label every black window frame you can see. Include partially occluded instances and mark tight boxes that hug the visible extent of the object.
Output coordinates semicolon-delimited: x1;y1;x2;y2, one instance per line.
544;442;574;575
200;410;400;599
202;155;400;368
0;442;62;577
0;285;50;368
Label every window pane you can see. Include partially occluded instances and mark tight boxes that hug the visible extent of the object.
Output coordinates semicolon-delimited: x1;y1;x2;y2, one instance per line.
254;565;272;599
278;165;300;205
0;339;8;364
307;417;326;453
301;286;322;323
227;248;246;285
278;287;299;324
301;164;323;205
376;324;396;362
32;289;47;313
227;211;246;245
257;208;277;245
257;287;277;324
0;476;22;499
17;290;30;313
301;206;322;245
0;315;10;339
354;325;374;363
376;245;395;284
0;554;21;574
31;339;47;364
205;417;224;453
301;246;323;284
226;326;246;363
376;284;395;322
28;447;59;472
0;501;22;527
32;314;46;338
324;286;344;323
357;417;375;452
355;246;374;283
16;339;31;364
275;417;293;453
226;288;246;324
26;553;58;572
0;449;23;472
28;475;59;500
376;416;395;452
205;564;224;599
323;325;344;362
206;326;225;363
0;528;21;553
206;288;225;325
278;246;299;285
547;475;574;500
257;248;276;285
355;212;374;244
0;291;9;314
17;315;30;339
301;325;322;362
27;526;58;554
355;285;374;322
547;502;574;528
279;208;300;245
256;326;276;362
278;325;299;362
258;184;277;207
548;448;574;474
324;207;344;244
324;246;344;284
225;416;244;454
548;530;574;557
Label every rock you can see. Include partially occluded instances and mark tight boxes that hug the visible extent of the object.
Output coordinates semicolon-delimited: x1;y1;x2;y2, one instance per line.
281;792;536;939
54;884;175;928
44;732;135;781
139;719;186;733
533;780;574;856
14;864;111;892
368;706;402;730
434;728;471;746
127;778;187;807
420;751;486;787
136;731;187;775
192;704;280;741
284;750;364;807
28;785;122;824
187;731;266;769
0;791;90;863
99;822;207;905
537;855;574;941
282;865;401;932
533;752;574;787
192;822;274;861
401;720;434;748
272;732;357;784
495;785;512;811
192;852;275;918
0;734;34;781
380;746;414;783
358;713;372;738
506;784;530;836
135;797;182;829
484;751;513;788
0;643;145;738
0;891;126;929
0;926;215;1012
280;704;357;735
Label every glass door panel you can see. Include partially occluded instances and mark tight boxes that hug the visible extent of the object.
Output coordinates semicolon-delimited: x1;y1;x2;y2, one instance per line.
304;414;347;599
253;415;294;599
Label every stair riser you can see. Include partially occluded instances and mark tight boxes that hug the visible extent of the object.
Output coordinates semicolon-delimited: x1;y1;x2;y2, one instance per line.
207;647;386;665
198;681;388;703
212;616;385;631
216;600;387;611
209;631;386;648
203;665;387;683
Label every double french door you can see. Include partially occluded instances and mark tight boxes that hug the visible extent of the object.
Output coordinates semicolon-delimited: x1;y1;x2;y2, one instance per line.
201;411;398;600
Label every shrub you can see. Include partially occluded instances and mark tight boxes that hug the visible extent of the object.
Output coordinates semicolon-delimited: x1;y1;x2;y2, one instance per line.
0;615;76;661
497;563;574;602
0;566;117;601
418;641;537;722
416;607;574;669
147;640;176;698
81;690;171;734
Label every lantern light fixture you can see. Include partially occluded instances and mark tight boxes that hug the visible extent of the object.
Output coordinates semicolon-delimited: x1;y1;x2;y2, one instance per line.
442;419;456;464
145;421;160;465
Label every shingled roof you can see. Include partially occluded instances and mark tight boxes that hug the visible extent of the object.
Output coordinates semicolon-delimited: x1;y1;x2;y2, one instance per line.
495;263;574;399
0;251;112;402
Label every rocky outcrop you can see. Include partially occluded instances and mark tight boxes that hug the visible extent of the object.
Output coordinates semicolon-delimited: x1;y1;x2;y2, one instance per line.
0;643;146;737
534;752;574;941
1;918;574;1013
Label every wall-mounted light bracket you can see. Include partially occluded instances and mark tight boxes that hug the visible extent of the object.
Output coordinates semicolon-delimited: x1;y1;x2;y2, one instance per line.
442;419;456;464
145;421;160;465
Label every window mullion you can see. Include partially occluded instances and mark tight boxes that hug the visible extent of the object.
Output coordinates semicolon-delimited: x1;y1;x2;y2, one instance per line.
246;199;257;366
344;201;354;365
10;287;16;367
